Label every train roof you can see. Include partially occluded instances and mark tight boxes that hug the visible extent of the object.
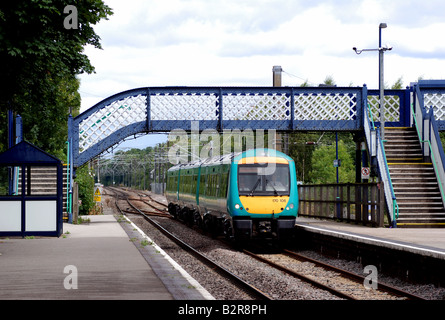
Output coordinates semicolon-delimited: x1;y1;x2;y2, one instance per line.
200;152;241;167
234;148;294;162
168;149;293;172
168;152;240;172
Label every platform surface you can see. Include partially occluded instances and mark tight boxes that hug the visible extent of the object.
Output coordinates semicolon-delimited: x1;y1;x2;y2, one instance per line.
295;217;445;260
0;214;213;300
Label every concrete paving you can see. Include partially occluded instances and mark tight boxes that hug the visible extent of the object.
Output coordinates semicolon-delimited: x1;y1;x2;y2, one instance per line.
0;214;213;300
295;217;445;260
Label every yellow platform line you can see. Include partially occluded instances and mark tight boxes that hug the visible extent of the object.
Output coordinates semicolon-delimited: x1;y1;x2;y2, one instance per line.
388;163;432;166
397;224;445;226
387;158;423;162
385;127;411;129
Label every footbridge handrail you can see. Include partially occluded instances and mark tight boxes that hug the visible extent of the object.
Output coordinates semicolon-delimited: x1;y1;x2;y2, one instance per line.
413;83;445;208
377;130;399;225
364;98;398;227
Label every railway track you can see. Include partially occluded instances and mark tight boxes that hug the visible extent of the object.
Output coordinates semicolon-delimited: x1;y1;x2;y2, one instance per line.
243;249;426;300
103;186;429;300
107;186;272;300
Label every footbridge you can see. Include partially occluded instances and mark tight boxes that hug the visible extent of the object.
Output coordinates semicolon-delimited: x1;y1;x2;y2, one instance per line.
67;80;445;227
69;85;407;168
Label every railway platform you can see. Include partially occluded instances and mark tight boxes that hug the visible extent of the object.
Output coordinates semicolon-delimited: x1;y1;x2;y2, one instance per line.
295;217;445;285
295;217;445;259
0;213;214;300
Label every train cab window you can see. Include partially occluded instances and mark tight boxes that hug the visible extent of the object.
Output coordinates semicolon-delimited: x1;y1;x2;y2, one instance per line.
238;163;290;196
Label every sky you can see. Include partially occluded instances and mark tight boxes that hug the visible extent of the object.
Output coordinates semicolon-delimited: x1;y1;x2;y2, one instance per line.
78;0;445;148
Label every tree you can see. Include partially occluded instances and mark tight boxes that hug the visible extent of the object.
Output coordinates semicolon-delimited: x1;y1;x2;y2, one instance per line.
391;77;404;90
0;1;113;154
323;75;336;86
308;140;355;184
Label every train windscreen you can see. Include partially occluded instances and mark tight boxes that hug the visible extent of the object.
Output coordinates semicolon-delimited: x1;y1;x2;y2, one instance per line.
238;163;290;196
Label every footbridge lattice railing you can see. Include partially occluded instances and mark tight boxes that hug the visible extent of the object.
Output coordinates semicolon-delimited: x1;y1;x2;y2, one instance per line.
69;86;367;168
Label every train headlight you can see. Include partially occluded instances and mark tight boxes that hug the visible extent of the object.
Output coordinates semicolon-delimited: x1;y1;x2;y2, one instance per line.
235;204;240;209
289;203;294;209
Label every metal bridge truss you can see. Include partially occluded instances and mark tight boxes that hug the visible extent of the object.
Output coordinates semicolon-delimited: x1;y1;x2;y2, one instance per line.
68;83;445;170
70;86;370;169
66;81;445;228
420;82;445;131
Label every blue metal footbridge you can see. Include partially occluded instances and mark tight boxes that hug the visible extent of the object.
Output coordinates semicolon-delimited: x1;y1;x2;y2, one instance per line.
67;80;445;227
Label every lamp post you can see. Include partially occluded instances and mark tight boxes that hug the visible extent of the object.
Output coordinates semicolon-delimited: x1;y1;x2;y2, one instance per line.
353;23;392;140
379;23;387;140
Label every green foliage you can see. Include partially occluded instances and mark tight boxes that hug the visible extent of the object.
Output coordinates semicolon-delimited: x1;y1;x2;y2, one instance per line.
0;0;113;109
0;1;112;212
0;0;112;155
308;140;355;184
391;77;404;90
100;145;164;189
288;132;357;183
75;165;95;215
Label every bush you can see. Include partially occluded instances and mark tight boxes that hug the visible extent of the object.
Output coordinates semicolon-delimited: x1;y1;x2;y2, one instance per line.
75;165;95;215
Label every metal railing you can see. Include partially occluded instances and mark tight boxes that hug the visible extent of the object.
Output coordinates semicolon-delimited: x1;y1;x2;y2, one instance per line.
377;131;399;223
364;102;398;226
298;183;384;227
410;102;445;207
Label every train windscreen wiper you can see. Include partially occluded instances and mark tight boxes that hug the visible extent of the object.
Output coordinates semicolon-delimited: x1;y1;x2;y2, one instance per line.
265;179;279;196
249;178;261;196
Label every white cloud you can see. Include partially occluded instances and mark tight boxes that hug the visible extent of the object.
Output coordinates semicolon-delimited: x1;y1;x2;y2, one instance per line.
79;0;445;112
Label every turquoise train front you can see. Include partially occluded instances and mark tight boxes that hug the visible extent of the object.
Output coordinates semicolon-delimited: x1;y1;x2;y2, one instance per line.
165;149;298;241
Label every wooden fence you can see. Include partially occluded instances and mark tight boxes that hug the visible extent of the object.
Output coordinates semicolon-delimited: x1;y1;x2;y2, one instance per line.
297;183;386;227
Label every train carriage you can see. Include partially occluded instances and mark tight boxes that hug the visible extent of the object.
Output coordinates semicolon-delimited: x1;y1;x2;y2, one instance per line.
165;148;298;241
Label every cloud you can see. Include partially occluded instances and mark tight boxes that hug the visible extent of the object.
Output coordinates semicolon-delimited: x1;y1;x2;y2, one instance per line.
79;0;445;113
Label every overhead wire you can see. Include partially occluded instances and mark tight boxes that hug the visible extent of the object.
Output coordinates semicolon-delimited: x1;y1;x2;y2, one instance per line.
281;69;317;86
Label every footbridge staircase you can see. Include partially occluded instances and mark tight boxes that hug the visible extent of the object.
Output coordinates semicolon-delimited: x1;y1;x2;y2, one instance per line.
365;80;445;227
66;80;445;227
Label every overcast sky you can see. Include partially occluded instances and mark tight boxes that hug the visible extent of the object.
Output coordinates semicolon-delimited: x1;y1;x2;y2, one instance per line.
78;0;445;147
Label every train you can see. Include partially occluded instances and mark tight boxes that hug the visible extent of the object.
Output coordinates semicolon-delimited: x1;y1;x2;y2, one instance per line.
165;148;298;242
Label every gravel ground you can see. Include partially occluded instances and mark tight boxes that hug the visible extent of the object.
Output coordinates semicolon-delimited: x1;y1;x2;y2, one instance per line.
124;213;343;300
106;190;445;300
300;250;445;300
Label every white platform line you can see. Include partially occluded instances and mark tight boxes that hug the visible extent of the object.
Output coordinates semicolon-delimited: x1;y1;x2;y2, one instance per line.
123;215;215;300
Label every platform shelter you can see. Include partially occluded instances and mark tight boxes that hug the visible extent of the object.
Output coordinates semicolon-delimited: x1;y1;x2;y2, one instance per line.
0;141;63;237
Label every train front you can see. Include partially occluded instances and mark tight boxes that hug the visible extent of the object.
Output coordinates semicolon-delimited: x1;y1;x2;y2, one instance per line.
228;149;298;241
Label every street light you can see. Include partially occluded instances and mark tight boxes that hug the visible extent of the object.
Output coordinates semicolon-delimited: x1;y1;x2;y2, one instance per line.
353;23;392;140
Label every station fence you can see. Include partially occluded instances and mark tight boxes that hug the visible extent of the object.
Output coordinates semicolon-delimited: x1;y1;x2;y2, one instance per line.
297;183;386;227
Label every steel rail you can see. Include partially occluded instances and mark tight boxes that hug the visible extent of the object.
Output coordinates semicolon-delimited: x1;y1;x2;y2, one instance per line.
127;198;170;216
137;190;169;209
243;250;356;300
113;189;272;300
282;249;426;301
105;186;427;300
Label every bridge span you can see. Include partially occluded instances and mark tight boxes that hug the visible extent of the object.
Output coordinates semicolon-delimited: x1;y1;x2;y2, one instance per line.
69;85;405;168
67;80;445;228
